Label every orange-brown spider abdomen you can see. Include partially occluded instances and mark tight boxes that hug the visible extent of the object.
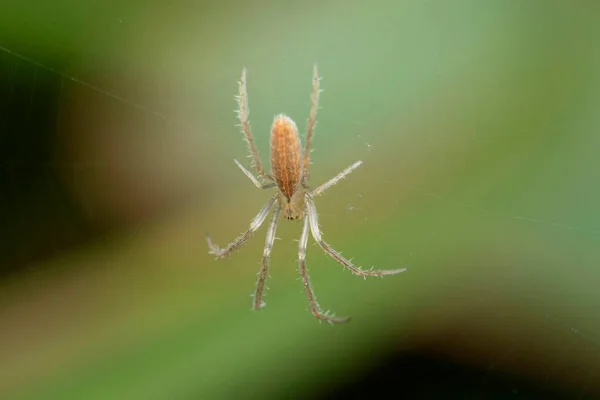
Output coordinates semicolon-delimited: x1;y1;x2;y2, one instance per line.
270;114;302;199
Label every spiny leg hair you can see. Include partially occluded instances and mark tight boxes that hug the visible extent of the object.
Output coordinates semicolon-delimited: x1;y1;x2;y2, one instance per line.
303;63;321;183
310;160;363;197
207;195;277;258
253;205;281;310
306;197;408;277
299;214;350;324
234;159;275;189
236;67;268;180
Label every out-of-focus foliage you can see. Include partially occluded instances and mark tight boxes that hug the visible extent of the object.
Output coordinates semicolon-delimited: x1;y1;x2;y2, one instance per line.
1;0;599;398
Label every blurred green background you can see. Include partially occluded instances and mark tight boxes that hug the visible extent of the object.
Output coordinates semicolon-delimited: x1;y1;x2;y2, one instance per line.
1;0;600;398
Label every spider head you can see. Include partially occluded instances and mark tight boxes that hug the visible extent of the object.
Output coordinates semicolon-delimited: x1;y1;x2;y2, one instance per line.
283;206;303;220
279;190;305;220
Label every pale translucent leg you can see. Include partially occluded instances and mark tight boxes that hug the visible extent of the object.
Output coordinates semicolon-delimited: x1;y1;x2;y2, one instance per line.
207;195;277;258
309;160;363;197
234;159;275;189
303;63;321;182
236;67;269;180
306;197;408;277
253;205;281;310
298;214;350;324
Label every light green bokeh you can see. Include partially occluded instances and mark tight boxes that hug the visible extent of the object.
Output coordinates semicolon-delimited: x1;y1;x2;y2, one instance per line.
1;0;599;398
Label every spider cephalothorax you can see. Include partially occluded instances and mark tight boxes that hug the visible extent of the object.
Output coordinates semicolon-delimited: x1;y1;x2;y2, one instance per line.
206;64;407;323
280;189;305;220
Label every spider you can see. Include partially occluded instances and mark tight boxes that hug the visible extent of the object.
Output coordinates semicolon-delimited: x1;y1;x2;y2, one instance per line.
206;64;407;323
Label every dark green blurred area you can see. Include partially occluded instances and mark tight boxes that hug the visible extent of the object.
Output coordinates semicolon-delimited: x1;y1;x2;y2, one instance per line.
1;0;600;398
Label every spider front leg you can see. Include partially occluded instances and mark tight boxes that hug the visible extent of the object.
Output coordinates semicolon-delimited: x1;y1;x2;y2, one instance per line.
207;195;277;258
298;214;350;324
236;67;270;181
253;205;281;310
303;63;321;183
305;197;407;277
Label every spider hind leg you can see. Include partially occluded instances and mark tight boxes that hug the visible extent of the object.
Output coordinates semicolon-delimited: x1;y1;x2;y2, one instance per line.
298;214;351;324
